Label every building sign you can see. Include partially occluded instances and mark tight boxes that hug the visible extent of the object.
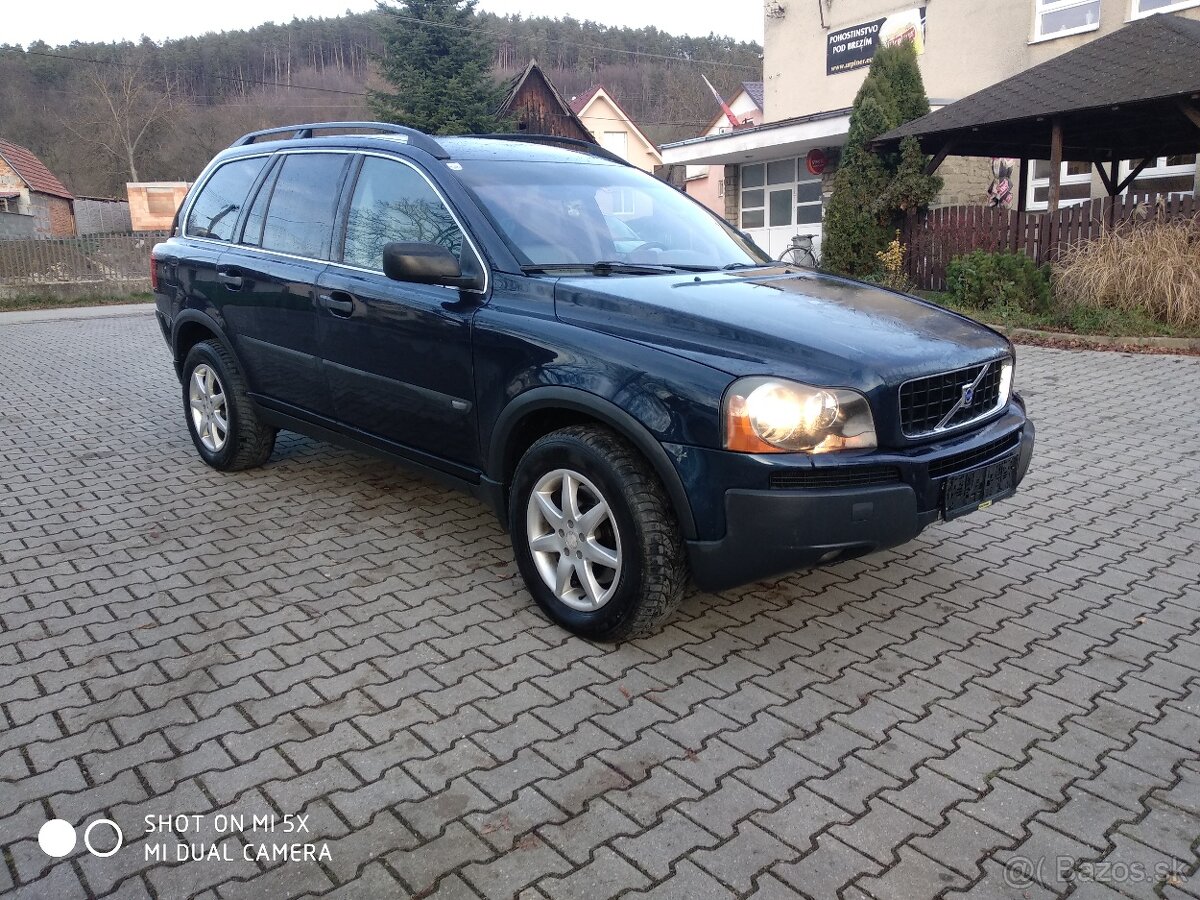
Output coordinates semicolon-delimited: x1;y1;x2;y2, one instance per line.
826;8;926;76
806;149;828;175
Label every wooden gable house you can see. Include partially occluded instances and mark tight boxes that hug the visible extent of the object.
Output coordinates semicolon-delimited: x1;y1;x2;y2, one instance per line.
497;59;596;143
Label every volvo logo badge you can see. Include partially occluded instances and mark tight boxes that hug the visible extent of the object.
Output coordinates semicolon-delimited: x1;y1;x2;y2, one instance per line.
961;384;975;405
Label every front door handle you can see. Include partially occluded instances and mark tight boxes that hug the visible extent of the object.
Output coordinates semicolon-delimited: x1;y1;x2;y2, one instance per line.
319;292;355;317
216;267;243;290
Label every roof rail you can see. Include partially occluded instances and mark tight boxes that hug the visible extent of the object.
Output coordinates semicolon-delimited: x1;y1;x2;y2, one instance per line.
470;133;630;166
230;122;448;159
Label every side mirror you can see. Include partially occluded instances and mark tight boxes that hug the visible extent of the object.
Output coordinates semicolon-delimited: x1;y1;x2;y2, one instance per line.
382;242;479;289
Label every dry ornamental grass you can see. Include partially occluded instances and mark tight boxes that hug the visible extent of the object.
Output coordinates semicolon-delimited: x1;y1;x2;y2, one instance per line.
1054;218;1200;327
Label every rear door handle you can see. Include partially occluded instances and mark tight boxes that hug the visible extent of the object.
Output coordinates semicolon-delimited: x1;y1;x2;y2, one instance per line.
319;292;355;317
216;267;243;290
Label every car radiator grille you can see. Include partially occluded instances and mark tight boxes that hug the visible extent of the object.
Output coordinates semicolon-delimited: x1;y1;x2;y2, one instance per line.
769;466;901;490
899;360;1005;437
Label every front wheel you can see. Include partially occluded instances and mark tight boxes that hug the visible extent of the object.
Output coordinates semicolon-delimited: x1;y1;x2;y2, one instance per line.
509;425;688;640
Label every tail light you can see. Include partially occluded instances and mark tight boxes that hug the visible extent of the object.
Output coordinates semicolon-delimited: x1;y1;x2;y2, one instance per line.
150;254;159;292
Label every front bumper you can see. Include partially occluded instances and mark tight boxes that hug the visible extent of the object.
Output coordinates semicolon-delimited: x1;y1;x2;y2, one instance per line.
681;407;1035;591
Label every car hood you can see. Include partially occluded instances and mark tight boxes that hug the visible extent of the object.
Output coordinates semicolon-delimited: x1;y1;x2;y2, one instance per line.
553;267;1011;390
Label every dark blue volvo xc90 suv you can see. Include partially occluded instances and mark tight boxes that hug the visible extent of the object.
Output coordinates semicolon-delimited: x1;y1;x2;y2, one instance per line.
152;122;1034;639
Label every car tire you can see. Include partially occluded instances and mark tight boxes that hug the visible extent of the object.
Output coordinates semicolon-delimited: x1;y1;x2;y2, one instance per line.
181;340;276;471
509;425;688;640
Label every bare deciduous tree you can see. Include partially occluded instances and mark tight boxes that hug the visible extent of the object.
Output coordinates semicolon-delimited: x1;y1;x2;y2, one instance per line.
64;59;176;184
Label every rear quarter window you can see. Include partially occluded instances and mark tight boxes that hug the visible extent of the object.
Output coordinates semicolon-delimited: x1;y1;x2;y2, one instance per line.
185;156;269;242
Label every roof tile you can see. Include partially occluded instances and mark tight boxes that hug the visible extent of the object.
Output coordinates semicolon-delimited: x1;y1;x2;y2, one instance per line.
0;139;73;200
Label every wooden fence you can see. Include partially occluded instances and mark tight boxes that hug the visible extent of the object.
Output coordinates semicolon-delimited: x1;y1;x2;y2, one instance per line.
903;194;1199;291
0;232;169;296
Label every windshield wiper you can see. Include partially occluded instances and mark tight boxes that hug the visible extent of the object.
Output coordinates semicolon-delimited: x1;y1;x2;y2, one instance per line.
522;261;679;276
721;262;776;270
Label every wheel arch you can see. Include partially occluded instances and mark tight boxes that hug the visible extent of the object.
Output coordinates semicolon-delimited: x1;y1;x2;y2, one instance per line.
171;310;240;380
487;387;698;541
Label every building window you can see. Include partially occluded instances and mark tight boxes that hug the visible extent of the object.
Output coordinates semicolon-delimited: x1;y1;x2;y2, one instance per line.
1033;0;1100;40
1130;0;1200;16
741;163;765;228
795;176;823;226
601;131;628;160
740;159;824;230
607;187;637;216
1119;155;1197;196
1026;159;1093;211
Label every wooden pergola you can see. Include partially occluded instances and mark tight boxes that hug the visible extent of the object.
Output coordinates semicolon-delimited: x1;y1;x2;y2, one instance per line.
874;14;1200;224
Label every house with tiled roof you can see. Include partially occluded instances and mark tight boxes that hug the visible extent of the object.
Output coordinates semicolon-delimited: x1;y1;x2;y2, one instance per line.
569;86;663;173
0;139;75;237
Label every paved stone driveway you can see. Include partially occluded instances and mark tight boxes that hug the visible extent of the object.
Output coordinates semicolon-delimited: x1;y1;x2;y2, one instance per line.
1;309;1198;900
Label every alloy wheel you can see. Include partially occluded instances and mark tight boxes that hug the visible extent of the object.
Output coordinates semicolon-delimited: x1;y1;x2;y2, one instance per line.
525;468;622;611
188;363;228;453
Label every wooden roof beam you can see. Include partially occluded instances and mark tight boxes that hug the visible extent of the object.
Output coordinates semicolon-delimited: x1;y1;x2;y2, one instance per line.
923;138;958;176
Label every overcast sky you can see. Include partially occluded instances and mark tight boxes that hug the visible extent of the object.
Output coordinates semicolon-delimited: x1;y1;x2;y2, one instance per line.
8;0;763;49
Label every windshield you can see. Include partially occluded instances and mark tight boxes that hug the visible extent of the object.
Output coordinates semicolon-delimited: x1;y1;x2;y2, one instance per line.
452;159;769;271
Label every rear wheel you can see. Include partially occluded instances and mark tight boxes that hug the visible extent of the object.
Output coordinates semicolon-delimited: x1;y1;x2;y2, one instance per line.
509;425;688;640
181;340;276;471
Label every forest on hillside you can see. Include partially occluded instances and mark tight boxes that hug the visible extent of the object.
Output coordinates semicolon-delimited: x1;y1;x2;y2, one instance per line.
0;10;761;197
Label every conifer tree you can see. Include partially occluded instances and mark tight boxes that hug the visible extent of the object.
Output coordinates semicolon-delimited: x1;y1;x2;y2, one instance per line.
369;0;507;134
822;41;941;279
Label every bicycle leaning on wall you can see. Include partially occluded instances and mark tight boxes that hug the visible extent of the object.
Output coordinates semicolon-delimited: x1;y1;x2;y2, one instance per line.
777;233;820;268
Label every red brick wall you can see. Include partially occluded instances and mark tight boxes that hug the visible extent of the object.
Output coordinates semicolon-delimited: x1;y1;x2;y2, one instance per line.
46;195;75;236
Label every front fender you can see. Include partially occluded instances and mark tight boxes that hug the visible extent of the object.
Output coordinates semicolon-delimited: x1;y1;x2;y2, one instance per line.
486;385;699;541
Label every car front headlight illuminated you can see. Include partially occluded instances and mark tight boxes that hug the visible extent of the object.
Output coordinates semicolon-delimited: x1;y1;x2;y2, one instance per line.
723;377;877;454
999;360;1014;407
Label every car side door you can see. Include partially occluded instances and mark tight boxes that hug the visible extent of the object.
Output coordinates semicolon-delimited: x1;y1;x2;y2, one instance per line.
315;153;486;472
176;154;273;335
218;151;352;418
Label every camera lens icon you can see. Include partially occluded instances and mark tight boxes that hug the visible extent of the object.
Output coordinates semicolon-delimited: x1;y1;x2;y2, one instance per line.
37;819;123;858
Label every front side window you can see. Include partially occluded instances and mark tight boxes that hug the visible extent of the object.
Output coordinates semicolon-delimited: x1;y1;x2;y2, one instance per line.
186;156;268;242
1034;0;1101;40
259;153;348;260
342;157;465;270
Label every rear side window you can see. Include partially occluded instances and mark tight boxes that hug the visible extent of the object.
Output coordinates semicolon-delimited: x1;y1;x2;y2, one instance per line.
185;156;268;242
342;156;465;270
259;153;348;260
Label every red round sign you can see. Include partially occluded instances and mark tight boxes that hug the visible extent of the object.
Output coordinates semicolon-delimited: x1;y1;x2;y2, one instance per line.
806;148;827;176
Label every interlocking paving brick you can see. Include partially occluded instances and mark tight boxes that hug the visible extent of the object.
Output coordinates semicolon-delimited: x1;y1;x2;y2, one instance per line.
461;834;572;900
2;316;1198;899
625;860;736;899
772;833;882;898
610;809;719;880
539;847;651;899
690;820;795;892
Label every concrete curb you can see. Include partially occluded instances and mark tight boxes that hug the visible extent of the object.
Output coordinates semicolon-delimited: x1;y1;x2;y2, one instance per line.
1001;326;1200;353
0;302;155;326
